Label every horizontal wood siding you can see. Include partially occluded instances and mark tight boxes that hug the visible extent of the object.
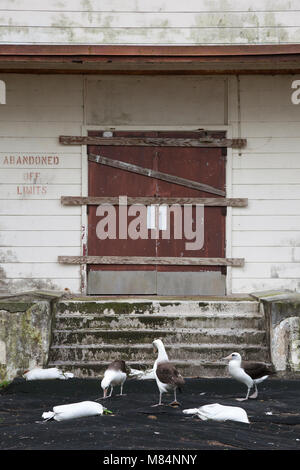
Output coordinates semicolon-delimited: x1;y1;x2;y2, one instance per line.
1;1;300;45
230;75;300;293
0;231;81;247
0;74;83;293
1;0;300;12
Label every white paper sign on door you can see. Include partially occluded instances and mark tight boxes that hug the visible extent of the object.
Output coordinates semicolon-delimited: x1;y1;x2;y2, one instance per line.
147;205;168;230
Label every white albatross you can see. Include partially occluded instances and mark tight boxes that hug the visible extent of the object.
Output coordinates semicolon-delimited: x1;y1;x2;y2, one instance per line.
224;352;276;401
42;401;106;422
101;360;127;398
152;339;184;407
183;403;250;424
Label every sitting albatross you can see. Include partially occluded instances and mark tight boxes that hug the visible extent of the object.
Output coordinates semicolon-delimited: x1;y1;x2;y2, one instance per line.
224;352;276;401
101;360;127;398
152;339;184;407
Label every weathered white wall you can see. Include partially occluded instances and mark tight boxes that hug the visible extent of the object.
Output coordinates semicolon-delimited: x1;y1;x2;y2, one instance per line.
230;75;300;293
1;73;300;294
0;74;83;293
1;0;300;44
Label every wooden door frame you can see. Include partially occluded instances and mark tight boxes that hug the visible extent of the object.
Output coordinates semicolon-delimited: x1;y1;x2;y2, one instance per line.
80;124;233;296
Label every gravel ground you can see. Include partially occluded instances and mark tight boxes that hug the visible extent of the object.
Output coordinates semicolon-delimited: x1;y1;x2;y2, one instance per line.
0;377;300;451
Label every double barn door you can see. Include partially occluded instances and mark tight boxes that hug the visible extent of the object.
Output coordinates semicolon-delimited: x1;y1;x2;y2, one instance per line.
87;131;226;295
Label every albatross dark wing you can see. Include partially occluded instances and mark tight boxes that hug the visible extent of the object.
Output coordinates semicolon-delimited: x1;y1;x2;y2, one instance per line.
156;361;185;388
108;360;127;373
242;361;276;380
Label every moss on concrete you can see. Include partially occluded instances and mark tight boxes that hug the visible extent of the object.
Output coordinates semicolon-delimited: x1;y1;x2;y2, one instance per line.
0;364;7;382
158;302;181;307
0;302;33;313
0;379;10;389
57;301;155;315
0;300;52;381
67;295;254;301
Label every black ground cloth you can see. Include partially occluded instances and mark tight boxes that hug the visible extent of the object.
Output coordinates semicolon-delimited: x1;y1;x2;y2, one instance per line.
0;377;300;451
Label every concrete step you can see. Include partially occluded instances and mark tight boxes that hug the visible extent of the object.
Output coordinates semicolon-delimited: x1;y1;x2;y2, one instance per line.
49;343;269;364
49;298;268;378
54;312;265;331
51;328;266;346
56;299;260;316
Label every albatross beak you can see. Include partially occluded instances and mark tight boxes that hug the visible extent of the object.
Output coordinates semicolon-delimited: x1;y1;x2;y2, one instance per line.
223;354;232;361
103;388;108;398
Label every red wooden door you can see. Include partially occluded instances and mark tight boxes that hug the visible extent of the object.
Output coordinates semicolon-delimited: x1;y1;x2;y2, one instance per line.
87;130;226;295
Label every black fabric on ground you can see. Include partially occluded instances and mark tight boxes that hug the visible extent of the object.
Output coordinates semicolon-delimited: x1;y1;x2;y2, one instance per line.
0;377;300;450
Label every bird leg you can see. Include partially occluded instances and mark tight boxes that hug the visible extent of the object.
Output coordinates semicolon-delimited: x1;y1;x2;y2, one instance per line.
168;389;181;407
108;386;114;397
152;392;164;407
236;387;251;401
249;383;258;399
95;388;109;400
116;383;126;396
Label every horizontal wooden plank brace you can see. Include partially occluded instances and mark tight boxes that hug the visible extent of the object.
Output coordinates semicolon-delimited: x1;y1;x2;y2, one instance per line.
60;135;246;149
61;196;247;207
89;154;225;197
58;256;244;267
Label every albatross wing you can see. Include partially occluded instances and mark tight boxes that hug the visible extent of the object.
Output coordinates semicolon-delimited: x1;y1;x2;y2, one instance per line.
242;361;276;380
156;361;185;389
107;360;127;373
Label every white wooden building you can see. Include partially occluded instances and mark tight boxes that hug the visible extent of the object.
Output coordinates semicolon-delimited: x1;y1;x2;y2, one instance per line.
1;0;300;296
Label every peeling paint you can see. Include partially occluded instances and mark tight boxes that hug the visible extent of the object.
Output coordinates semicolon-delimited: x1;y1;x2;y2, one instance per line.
271;266;279;278
0;278;72;296
0;249;18;263
0;266;7;294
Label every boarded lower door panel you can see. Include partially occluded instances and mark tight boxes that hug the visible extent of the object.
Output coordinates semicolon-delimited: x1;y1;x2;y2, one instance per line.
156;271;225;295
87;270;157;295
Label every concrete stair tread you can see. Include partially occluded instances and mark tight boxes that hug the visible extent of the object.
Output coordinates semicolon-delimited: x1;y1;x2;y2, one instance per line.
56;300;260;316
52;327;265;333
62;298;257;303
51;328;266;348
51;328;266;344
55;312;263;318
50;342;268;350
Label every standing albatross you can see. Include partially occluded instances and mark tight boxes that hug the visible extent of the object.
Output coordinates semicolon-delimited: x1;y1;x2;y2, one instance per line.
152;339;184;407
224;352;276;401
101;360;127;398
